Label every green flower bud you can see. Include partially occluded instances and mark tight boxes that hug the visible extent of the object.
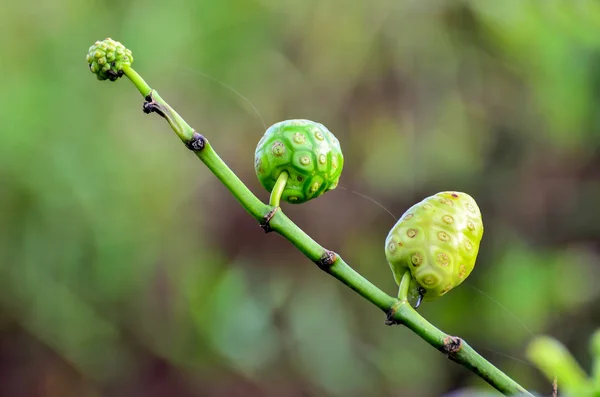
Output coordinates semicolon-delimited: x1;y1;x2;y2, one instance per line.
254;119;344;204
86;38;133;81
384;191;484;303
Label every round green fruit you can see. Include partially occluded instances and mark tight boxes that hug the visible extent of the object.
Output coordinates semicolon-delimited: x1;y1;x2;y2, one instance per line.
86;38;133;81
254;119;344;204
384;191;484;303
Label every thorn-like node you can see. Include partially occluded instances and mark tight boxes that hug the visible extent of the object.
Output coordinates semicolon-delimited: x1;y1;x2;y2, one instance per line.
315;249;336;271
442;336;463;355
260;207;280;233
186;132;206;151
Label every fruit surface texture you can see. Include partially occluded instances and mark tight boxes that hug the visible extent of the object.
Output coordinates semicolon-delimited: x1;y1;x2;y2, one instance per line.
254;119;343;204
86;38;133;81
385;191;484;301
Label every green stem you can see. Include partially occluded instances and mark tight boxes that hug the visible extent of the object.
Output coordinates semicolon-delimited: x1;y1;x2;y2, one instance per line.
395;302;531;396
199;142;268;222
125;66;192;142
269;172;289;207
269;210;395;312
397;270;411;301
123;67;267;221
104;64;533;397
123;65;151;97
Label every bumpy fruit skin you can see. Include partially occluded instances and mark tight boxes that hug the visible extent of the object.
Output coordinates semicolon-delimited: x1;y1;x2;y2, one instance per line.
86;38;133;81
254;119;344;204
384;191;483;302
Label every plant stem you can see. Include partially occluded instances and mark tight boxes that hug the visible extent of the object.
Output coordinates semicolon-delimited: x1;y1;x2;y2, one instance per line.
123;65;151;97
200;142;268;221
394;302;530;395
398;270;411;301
117;65;532;397
269;172;288;207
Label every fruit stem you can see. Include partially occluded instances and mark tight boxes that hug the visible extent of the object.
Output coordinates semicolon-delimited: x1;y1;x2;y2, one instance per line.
398;270;411;302
269;171;289;207
89;45;533;397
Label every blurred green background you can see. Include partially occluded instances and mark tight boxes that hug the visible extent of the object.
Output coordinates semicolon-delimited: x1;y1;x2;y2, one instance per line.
1;1;600;396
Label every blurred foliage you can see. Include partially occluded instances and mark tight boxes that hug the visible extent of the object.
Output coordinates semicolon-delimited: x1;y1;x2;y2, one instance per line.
526;331;600;397
1;0;600;396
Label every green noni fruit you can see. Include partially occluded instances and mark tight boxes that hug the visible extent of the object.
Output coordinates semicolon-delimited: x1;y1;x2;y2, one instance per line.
254;119;344;204
86;38;133;81
384;191;484;302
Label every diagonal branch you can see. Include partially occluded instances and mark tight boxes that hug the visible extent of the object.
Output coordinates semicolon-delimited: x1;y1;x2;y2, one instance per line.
112;65;533;396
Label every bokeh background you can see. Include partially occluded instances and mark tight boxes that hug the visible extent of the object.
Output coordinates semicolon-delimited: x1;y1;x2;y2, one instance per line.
1;1;600;396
